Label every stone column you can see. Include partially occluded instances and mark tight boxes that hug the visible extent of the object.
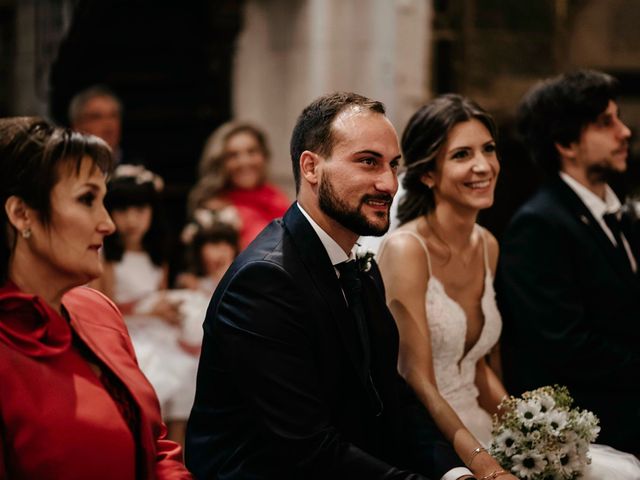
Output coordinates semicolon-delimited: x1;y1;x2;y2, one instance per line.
233;0;432;195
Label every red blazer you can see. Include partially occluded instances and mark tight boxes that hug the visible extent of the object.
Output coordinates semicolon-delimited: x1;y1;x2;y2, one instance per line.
0;283;192;479
224;183;289;249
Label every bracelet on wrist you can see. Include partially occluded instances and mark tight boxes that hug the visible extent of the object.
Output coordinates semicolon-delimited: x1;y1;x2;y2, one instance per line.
480;469;509;480
467;447;489;467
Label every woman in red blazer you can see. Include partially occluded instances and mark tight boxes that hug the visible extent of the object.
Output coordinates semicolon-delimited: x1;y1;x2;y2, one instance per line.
0;117;192;479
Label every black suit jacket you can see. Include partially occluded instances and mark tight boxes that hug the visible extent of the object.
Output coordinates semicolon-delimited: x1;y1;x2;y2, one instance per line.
186;205;462;479
497;176;640;452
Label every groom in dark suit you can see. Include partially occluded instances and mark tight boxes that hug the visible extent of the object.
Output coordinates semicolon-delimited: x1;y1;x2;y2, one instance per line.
186;93;472;479
497;70;640;454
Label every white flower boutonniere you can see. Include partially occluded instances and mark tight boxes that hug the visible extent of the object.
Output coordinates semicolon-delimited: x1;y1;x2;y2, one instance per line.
354;246;375;273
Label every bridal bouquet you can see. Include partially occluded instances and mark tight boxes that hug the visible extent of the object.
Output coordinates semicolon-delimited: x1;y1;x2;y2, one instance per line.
489;385;600;479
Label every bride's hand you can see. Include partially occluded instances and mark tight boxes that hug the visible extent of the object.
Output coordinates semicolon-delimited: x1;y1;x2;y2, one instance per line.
469;451;516;480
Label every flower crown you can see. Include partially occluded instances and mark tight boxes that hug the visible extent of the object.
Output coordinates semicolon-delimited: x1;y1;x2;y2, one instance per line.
180;207;241;245
112;164;164;192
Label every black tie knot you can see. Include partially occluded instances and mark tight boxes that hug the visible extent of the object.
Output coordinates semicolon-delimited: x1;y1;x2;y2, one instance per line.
336;261;383;415
603;212;623;240
603;211;634;272
336;261;362;296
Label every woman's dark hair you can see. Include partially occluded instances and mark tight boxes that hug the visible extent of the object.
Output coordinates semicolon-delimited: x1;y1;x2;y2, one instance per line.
103;166;168;266
186;222;239;276
0;116;113;284
397;94;497;225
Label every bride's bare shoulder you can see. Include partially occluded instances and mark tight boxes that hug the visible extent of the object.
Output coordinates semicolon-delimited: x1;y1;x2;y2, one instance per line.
379;223;429;259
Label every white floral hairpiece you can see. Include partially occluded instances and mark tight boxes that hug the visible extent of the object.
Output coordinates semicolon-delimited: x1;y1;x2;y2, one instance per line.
112;164;164;192
180;207;242;245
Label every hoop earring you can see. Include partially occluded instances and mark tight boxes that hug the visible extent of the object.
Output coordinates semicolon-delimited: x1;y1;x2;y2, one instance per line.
21;228;32;239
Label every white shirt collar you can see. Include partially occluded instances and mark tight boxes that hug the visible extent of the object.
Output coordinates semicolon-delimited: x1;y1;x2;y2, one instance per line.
296;202;353;266
559;171;621;218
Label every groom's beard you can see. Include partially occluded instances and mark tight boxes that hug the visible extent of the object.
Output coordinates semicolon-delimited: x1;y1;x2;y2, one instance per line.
318;173;392;237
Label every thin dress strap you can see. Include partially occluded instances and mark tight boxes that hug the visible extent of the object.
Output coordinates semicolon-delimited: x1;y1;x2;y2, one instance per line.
386;230;433;276
477;225;490;276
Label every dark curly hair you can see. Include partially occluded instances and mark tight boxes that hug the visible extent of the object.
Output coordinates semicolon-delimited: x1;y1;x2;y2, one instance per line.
517;69;618;176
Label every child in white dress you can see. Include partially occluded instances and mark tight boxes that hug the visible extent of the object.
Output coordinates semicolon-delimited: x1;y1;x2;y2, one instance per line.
95;165;197;444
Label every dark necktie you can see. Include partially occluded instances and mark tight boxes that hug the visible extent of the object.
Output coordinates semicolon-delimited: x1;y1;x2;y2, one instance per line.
336;260;370;373
336;260;383;415
603;212;631;269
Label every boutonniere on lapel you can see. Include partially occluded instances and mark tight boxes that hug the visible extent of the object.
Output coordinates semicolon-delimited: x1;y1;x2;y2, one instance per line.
354;246;375;273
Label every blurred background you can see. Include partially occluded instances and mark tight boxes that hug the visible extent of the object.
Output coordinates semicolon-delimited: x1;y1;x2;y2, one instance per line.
1;0;639;239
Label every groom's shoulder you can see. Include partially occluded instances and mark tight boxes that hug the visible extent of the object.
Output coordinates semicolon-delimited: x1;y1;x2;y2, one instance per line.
240;218;288;263
218;216;306;286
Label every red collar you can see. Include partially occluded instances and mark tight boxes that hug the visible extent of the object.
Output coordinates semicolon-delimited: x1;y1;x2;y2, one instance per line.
0;281;72;357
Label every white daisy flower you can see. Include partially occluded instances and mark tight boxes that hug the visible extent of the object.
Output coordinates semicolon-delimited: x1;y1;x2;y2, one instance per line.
538;392;555;413
516;399;543;427
546;409;568;435
556;445;583;476
511;451;547;478
494;429;522;456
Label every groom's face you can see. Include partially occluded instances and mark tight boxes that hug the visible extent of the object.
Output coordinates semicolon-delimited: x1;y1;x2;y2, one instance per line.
318;109;401;236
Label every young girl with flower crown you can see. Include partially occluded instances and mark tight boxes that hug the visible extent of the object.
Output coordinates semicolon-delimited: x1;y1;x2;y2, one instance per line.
177;207;240;296
94;164;198;445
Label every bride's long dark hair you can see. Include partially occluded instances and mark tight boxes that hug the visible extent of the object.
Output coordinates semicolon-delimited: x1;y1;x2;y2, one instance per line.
397;94;497;225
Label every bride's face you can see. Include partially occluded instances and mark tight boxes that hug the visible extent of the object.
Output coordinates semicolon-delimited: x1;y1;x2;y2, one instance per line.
422;118;499;212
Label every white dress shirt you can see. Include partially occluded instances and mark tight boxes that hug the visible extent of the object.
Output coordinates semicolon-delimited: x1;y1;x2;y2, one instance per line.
560;172;637;272
296;203;473;480
297;203;351;268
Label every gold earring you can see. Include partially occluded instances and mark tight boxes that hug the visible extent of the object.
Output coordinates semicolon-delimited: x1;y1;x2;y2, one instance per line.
21;228;32;239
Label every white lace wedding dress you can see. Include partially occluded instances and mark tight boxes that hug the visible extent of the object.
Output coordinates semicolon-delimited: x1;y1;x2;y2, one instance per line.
386;228;640;479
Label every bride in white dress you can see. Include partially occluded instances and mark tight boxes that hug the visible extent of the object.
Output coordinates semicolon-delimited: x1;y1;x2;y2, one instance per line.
378;94;640;480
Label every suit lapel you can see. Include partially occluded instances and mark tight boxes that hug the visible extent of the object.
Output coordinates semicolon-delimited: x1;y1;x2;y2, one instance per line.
550;177;636;282
282;206;370;387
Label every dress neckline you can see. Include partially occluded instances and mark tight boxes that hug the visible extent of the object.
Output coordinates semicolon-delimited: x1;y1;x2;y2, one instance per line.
385;227;493;361
426;273;493;364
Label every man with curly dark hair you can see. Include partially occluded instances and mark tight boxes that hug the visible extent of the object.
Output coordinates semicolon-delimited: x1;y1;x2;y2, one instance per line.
498;70;639;455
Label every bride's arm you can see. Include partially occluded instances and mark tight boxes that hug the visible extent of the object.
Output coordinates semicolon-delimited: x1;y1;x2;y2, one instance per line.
378;234;515;480
476;231;509;415
475;357;508;416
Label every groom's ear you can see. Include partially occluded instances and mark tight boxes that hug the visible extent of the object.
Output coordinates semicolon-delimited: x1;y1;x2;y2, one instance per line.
300;150;321;186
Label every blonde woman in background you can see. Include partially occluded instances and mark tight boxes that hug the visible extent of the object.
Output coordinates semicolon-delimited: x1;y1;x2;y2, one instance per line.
193;122;289;249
